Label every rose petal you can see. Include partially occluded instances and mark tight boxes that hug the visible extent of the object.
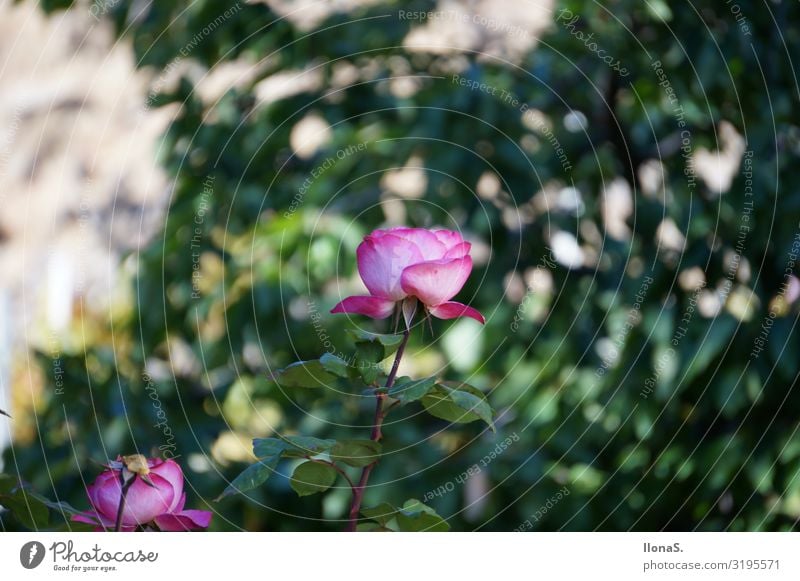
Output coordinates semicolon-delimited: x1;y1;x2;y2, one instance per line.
443;241;471;259
115;473;176;526
331;296;396;319
71;512;101;526
387;228;447;260
154;510;212;531
400;256;473;307
173;492;186;513
87;471;119;521
433;229;465;252
357;235;423;300
71;511;133;531
71;513;96;525
150;459;185;512
428;301;485;324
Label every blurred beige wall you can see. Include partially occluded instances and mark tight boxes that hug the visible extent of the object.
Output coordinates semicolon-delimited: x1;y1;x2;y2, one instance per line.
0;0;171;449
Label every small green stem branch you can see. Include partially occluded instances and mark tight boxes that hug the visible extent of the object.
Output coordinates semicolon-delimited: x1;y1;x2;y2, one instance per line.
113;472;136;532
346;328;410;531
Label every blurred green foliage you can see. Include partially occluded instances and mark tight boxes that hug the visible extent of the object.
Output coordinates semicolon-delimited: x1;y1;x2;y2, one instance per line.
4;0;800;531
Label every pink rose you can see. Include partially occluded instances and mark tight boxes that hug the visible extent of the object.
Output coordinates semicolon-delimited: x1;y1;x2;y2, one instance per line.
72;457;211;531
331;227;484;324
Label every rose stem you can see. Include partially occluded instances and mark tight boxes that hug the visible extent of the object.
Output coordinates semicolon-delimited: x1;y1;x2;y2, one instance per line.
113;472;136;532
346;327;410;532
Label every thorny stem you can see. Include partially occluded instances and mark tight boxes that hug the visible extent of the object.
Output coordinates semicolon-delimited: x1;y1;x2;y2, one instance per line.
346;327;410;531
113;471;136;532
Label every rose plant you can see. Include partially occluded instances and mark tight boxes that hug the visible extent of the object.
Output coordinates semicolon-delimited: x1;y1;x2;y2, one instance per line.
220;227;493;531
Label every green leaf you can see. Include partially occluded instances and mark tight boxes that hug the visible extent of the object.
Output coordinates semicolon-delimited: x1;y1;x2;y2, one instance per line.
319;353;349;378
354;341;384;363
29;493;82;518
347;330;404;384
396;499;449;532
280;436;336;458
216;456;280;501
422;382;495;430
347;329;404;356
361;502;398;526
331;440;382;467
358;362;382;385
290;461;338;496
389;377;437;404
353;343;384;384
252;438;287;458
254;435;336;460
356;522;393;532
447;389;495;429
0;474;17;495
360;366;381;385
438;380;487;398
275;360;338;388
0;491;50;530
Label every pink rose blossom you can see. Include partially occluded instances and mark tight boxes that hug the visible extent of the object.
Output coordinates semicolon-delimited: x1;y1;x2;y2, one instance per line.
331;227;484;324
72;457;211;531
